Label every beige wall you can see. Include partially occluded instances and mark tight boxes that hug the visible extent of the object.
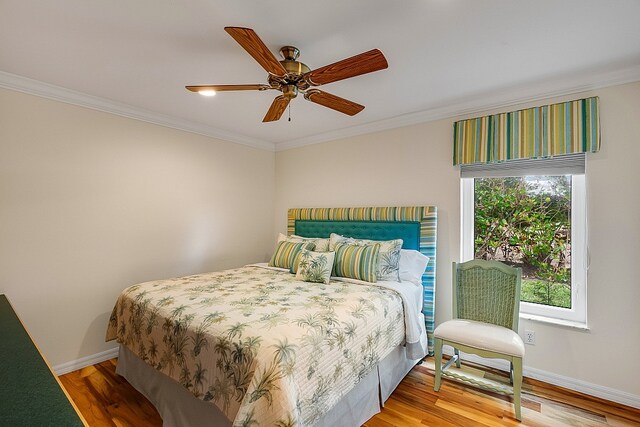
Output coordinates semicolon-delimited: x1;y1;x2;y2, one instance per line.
275;81;640;397
0;88;275;366
2;79;639;398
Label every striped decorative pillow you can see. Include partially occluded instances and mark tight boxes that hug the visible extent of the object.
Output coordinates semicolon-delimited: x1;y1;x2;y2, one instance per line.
269;241;315;271
333;242;381;283
329;233;403;282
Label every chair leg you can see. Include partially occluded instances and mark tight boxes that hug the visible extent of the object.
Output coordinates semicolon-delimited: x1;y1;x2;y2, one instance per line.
434;338;443;391
512;357;523;421
510;361;514;385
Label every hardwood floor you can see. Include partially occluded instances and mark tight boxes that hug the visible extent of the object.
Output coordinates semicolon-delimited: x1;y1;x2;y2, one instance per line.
59;357;640;426
59;359;161;427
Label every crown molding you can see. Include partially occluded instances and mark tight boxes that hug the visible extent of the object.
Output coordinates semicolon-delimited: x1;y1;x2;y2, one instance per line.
0;71;275;152
3;65;640;154
275;64;640;151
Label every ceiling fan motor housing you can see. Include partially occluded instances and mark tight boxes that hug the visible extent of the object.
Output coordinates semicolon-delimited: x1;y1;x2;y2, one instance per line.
265;46;312;93
281;84;298;99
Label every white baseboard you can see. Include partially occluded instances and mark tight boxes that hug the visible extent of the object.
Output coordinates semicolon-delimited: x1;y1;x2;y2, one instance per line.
54;346;640;409
53;347;119;376
443;348;640;409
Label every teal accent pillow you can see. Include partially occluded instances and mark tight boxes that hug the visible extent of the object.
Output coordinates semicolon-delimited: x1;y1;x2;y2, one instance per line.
295;250;335;285
329;233;402;282
333;242;381;283
269;241;315;271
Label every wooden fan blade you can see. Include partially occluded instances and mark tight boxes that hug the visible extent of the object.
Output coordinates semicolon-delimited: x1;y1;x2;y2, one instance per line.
304;49;388;86
186;84;270;92
225;27;287;77
263;95;290;122
304;89;364;116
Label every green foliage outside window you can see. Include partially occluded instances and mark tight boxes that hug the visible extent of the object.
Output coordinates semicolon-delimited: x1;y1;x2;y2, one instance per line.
474;176;572;308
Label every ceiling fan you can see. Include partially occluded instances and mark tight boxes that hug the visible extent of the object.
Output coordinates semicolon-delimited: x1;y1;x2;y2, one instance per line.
186;27;389;122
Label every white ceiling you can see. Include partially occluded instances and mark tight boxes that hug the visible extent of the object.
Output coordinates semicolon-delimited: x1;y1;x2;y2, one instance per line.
2;0;640;150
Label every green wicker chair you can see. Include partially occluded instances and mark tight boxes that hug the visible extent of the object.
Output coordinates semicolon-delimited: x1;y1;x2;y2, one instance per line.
433;260;524;421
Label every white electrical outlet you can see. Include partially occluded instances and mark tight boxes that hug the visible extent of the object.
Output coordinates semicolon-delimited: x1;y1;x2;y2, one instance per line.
524;330;536;345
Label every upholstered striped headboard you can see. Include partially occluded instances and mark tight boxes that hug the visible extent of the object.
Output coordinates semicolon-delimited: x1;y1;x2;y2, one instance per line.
287;206;438;354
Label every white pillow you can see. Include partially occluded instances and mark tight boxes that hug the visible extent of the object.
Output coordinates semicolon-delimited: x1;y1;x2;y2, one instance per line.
277;233;330;252
399;249;429;286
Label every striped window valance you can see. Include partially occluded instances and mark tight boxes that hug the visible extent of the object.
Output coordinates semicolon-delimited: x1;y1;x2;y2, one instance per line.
453;97;600;166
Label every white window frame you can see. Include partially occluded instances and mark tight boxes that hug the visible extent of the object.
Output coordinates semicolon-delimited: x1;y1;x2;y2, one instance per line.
461;174;587;325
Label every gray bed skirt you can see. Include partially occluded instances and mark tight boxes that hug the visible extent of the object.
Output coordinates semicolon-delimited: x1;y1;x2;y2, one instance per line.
116;344;418;427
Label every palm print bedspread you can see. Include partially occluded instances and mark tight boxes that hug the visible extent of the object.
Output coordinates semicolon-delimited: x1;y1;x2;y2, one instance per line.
106;266;405;426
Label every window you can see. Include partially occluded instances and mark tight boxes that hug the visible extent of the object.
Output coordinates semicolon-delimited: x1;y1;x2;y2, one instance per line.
461;158;587;325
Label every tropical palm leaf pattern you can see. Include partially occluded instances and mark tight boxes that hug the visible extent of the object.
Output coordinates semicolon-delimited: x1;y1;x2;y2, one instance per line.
106;266;404;426
295;250;334;284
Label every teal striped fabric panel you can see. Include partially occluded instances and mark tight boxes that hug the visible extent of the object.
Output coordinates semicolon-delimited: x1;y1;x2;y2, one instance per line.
333;242;381;283
453;97;600;165
269;241;315;271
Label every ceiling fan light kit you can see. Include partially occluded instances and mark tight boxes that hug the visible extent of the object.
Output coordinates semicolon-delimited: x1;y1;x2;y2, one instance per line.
186;27;388;122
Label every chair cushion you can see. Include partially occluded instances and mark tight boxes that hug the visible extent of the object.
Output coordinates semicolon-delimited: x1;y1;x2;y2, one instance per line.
434;319;525;357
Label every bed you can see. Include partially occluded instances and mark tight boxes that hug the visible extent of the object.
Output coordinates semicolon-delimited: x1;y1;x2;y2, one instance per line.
106;206;437;427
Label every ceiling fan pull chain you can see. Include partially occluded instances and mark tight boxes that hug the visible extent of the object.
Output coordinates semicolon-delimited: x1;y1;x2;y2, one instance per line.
288;103;291;122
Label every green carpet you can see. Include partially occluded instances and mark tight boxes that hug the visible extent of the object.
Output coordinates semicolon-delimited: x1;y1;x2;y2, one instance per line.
0;294;84;426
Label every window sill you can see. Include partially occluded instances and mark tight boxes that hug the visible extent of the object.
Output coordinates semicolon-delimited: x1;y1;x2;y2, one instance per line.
520;313;589;331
